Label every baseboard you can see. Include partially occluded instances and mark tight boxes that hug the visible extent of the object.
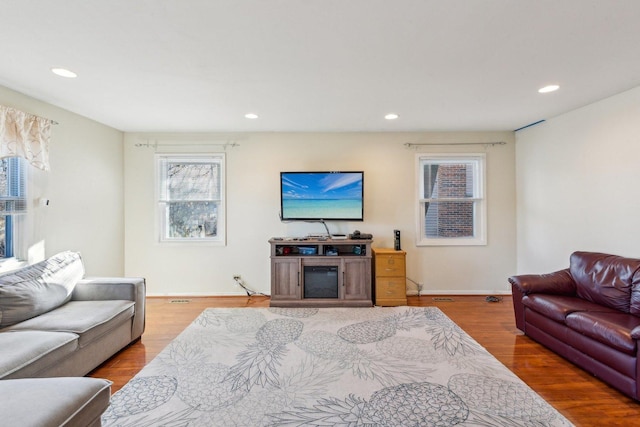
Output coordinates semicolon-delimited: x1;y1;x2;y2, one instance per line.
146;291;269;297
147;290;511;297
415;290;512;296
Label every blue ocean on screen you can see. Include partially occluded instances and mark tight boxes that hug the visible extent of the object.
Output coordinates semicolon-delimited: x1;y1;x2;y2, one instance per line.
281;172;364;220
282;198;363;219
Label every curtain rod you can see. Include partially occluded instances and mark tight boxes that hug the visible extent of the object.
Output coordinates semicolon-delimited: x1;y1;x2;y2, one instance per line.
135;141;240;149
404;141;506;149
1;104;59;125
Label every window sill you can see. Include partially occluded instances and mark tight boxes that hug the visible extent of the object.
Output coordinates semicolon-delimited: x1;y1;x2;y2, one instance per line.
158;239;226;246
417;238;487;247
0;257;27;274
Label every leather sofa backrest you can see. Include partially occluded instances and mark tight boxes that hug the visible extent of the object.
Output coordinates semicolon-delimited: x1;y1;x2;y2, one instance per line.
570;251;640;314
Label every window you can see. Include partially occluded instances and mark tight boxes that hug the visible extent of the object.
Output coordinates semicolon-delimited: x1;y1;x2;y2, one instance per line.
417;154;486;246
0;157;26;258
157;154;225;244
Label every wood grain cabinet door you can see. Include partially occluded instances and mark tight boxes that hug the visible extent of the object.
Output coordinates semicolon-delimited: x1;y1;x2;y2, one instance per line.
342;258;371;300
271;258;301;300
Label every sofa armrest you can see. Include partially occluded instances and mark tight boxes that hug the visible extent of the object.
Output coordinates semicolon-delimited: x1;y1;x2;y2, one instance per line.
508;268;574;333
72;277;146;340
508;268;575;296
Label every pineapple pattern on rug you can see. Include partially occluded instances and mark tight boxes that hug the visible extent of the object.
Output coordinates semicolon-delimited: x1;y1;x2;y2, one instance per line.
103;307;573;426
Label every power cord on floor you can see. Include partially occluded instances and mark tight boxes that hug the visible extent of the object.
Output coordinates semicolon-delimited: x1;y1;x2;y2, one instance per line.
485;295;503;303
406;276;423;295
233;276;269;297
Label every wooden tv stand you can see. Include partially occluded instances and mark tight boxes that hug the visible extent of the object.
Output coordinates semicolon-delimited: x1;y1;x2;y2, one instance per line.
269;237;373;307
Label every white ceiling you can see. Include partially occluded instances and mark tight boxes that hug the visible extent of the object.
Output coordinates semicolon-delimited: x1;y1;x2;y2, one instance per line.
1;0;640;133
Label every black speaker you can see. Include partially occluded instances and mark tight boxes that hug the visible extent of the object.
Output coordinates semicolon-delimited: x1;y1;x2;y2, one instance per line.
394;229;401;250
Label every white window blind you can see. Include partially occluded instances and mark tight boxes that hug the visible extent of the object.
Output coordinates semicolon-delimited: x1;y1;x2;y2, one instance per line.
157;154;225;244
0;157;26;214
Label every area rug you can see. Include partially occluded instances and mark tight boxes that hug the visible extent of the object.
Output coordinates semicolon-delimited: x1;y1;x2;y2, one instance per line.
102;307;573;426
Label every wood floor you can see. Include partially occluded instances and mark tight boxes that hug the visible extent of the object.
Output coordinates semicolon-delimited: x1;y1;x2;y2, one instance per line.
90;295;640;426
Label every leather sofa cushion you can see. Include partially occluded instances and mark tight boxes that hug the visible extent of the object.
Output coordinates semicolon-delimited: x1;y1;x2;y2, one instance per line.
570;251;640;313
4;300;134;348
0;251;85;327
522;294;617;323
566;311;640;355
0;330;78;379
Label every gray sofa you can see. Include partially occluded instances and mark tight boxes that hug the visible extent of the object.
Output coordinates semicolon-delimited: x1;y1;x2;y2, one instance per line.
0;251;146;425
0;377;112;427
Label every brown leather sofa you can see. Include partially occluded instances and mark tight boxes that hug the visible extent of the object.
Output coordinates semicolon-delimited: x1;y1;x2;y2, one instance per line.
509;251;640;400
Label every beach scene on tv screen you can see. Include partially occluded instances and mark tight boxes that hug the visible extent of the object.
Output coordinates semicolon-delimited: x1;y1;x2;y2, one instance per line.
281;172;363;219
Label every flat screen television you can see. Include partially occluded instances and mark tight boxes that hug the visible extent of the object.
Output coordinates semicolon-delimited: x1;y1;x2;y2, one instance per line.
280;171;364;221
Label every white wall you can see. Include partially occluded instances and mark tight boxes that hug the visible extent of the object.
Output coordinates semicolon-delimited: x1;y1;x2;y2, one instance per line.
124;131;516;296
516;86;640;274
9;78;640;294
0;85;125;275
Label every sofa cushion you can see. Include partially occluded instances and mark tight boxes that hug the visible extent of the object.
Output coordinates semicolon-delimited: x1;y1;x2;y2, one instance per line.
0;330;78;379
570;251;640;313
4;300;135;347
629;272;640;316
522;294;618;324
0;377;111;427
0;251;85;327
565;311;640;355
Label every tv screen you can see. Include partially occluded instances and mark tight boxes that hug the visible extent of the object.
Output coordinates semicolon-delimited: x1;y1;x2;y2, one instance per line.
280;171;364;221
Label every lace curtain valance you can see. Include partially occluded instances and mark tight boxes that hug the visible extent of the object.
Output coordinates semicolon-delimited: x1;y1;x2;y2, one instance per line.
0;105;51;171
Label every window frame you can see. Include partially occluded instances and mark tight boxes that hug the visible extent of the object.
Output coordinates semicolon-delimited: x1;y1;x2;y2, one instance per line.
415;153;487;246
0;157;27;260
156;153;226;246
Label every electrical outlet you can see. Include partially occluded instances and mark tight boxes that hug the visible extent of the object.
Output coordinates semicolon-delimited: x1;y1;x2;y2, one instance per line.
233;275;241;280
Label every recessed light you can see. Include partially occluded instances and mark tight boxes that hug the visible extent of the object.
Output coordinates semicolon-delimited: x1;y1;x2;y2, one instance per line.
385;113;399;120
538;85;559;93
244;113;258;119
51;67;77;78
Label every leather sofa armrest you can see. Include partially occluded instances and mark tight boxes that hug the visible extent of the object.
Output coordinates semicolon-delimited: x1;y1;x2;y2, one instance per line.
72;277;146;340
631;325;640;340
508;268;575;296
509;268;574;333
